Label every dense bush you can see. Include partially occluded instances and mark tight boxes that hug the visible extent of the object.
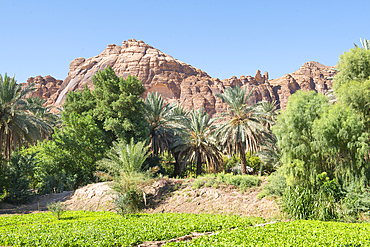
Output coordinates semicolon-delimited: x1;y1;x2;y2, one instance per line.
258;173;287;199
1;152;37;203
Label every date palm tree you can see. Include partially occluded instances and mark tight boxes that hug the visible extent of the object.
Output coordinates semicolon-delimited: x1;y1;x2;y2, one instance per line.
215;86;269;174
144;92;177;156
0;74;47;158
354;38;370;50
25;97;61;140
172;107;222;175
256;100;278;129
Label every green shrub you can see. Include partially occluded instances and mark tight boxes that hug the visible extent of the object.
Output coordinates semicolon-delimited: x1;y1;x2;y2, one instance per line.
114;189;143;215
2;152;36;204
341;185;370;218
47;201;67;220
258;173;287;199
281;179;341;221
191;179;205;189
217;173;261;191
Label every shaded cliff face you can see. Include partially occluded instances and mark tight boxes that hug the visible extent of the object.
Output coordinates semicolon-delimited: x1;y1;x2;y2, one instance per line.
23;40;336;114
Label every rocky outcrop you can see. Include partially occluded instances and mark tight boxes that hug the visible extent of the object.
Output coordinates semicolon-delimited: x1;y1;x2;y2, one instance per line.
23;75;63;105
47;39;275;115
24;40;336;114
270;61;336;108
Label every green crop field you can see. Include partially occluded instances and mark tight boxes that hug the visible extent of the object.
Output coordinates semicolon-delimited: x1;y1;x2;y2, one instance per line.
167;220;370;246
1;211;369;246
0;211;261;246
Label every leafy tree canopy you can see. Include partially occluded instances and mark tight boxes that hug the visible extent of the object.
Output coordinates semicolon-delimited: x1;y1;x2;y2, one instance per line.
273;90;370;188
334;48;370;89
63;67;149;144
22;112;107;193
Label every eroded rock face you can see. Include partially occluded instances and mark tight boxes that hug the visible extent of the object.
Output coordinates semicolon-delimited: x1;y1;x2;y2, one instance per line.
270;61;336;108
51;39;276;115
24;40;336;114
22;75;63;106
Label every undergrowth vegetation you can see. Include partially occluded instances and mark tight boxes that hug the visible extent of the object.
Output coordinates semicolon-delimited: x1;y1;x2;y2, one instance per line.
190;172;261;192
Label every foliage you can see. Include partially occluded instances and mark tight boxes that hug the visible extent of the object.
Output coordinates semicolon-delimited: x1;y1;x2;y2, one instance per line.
22;113;107;193
244;152;262;174
334;47;370;88
25;97;61;139
97;138;151;215
172;107;222;175
92;67;149;143
46;201;67;220
341;185;370;219
0;211;259;246
144;92;178;156
113;189;143;215
281;173;349;221
1;152;36;203
256;100;279;129
63;84;97;117
167;220;370;246
258;173;287;199
354;37;370;50
222;154;241;171
273;90;370;188
0;74;51;158
215;86;272;174
62;67;149;144
217;172;261;191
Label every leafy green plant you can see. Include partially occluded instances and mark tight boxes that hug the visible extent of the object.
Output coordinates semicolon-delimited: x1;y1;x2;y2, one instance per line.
97;138;151;215
258;173;287;199
114;189;143;215
217;172;261;191
167;220;370;246
46;201;67;220
0;211;258;246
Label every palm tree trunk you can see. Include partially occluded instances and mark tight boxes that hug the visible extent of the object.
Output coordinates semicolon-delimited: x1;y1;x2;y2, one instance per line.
239;144;247;174
196;154;202;176
174;159;181;177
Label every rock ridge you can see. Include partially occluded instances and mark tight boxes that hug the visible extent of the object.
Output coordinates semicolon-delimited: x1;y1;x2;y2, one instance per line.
22;40;337;114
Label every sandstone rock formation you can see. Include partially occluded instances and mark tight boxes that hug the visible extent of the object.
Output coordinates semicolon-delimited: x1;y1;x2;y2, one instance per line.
23;75;63;106
269;61;336;108
24;40;337;114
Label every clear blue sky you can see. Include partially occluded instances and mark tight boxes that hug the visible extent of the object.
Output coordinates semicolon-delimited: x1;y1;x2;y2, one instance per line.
1;0;370;83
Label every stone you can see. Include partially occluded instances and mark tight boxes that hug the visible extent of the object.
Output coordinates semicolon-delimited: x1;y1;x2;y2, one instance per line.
23;40;337;114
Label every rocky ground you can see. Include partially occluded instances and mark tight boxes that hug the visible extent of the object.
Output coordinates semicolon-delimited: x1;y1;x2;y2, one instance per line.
0;178;279;218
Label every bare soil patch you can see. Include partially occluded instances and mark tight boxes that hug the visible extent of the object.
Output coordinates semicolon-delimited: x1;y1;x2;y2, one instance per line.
0;178;279;218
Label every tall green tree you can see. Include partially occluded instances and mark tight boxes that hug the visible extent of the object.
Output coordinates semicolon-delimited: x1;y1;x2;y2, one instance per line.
0;74;48;158
22;112;107;193
334;47;370;89
92;67;149;143
25;97;61;139
63;67;149;144
172;108;222;175
144;92;176;156
215;86;269;174
273;90;370;187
